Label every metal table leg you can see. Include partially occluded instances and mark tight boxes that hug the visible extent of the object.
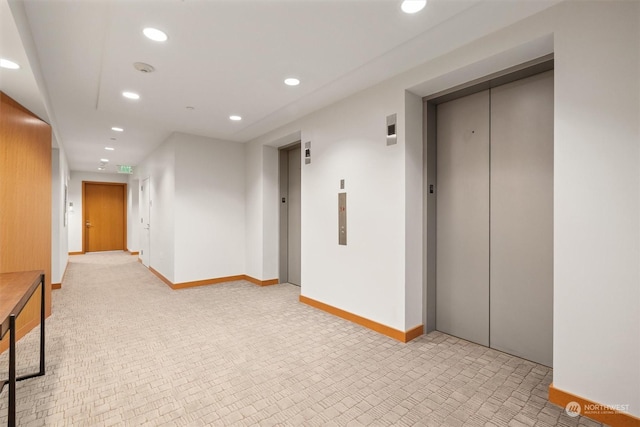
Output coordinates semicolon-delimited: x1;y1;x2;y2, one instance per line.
2;274;45;427
8;314;16;427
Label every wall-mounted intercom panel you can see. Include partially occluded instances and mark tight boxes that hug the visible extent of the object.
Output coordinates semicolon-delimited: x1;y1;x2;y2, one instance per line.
386;113;397;146
304;141;311;164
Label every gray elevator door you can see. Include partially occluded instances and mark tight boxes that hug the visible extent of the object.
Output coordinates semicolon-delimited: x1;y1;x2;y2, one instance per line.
435;71;553;366
287;147;302;286
489;71;553;366
436;90;490;347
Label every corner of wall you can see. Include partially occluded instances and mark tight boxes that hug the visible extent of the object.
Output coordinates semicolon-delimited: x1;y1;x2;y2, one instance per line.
404;90;425;331
244;141;264;280
262;145;279;281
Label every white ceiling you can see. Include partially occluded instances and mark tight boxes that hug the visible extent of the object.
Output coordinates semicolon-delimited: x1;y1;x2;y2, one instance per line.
0;0;48;123
2;0;558;173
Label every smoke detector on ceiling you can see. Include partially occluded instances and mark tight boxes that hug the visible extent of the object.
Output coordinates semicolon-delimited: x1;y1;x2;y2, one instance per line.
134;62;155;73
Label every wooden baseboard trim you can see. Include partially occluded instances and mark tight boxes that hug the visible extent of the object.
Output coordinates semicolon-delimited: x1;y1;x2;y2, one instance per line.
405;324;425;342
68;251;83;255
62;260;69;280
128;251;139;256
172;275;247;290
149;267;174;287
244;276;279;286
549;383;640;426
53;260;70;290
147;269;279;290
299;295;423;343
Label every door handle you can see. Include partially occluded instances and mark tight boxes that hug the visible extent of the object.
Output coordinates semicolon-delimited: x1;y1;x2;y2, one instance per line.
86;222;91;228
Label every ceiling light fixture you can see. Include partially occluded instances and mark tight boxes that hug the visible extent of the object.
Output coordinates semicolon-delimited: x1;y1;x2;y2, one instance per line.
401;0;427;14
111;127;124;132
229;115;242;121
105;147;115;151
100;158;109;162
122;91;140;100
284;78;300;86
98;167;105;171
0;58;20;69
143;27;168;42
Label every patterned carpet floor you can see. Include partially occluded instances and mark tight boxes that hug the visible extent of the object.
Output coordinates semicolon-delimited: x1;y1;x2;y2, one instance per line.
0;252;602;426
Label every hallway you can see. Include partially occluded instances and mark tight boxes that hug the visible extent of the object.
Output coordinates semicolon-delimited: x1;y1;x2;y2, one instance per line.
1;253;600;426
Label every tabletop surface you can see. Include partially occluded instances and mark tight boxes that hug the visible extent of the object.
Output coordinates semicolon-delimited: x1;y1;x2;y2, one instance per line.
0;270;44;339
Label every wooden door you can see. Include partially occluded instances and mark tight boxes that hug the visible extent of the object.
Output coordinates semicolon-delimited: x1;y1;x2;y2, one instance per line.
83;182;126;252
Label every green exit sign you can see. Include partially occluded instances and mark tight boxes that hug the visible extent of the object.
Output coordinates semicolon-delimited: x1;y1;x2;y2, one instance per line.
117;165;133;174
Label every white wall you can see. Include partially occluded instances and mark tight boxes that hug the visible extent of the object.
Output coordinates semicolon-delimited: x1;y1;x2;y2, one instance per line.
173;133;245;283
404;91;423;330
244;140;263;280
552;0;640;415
245;134;297;282
133;132;246;284
51;147;70;283
245;0;640;415
67;171;129;253
127;178;139;253
262;145;279;281
132;136;176;282
248;80;409;331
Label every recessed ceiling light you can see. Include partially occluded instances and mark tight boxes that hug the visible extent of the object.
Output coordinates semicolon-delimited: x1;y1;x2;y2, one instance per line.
105;147;115;151
284;78;300;86
401;0;427;14
0;58;20;69
122;91;140;100
143;27;168;42
229;115;242;121
111;127;124;132
98;167;105;171
100;158;109;162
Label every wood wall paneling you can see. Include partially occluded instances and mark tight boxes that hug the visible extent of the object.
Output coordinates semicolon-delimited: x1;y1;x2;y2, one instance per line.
0;92;52;354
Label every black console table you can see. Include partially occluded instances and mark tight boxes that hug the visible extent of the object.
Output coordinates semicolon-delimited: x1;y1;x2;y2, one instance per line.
0;271;45;427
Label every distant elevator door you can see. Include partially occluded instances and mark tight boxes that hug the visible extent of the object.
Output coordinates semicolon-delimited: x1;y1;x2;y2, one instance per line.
279;144;302;286
435;71;553;366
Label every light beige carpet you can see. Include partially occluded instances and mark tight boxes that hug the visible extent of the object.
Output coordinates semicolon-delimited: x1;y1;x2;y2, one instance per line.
0;252;602;426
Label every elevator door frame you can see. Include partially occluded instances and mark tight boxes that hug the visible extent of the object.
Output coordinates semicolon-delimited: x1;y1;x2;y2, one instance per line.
279;141;302;285
423;55;554;339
